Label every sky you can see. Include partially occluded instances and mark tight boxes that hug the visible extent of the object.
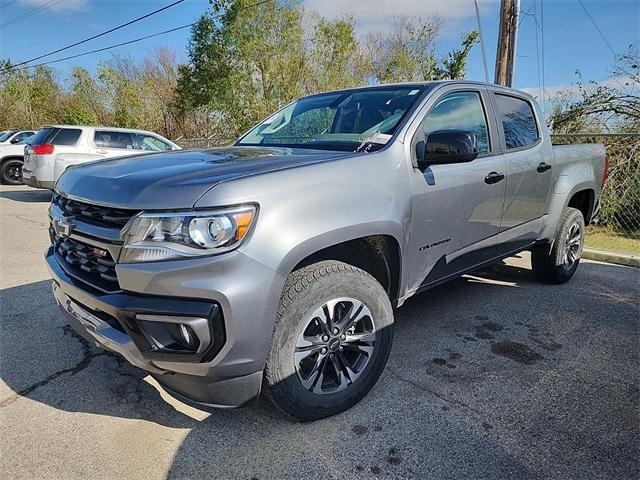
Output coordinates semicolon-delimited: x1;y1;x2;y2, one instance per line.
0;0;638;111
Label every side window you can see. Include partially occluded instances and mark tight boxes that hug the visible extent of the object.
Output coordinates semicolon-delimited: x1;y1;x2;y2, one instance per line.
94;131;134;150
12;132;29;142
132;133;172;151
419;91;490;153
494;94;539;149
51;128;81;146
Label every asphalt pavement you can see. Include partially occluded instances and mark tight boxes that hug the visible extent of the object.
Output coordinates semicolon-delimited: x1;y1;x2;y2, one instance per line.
0;184;638;480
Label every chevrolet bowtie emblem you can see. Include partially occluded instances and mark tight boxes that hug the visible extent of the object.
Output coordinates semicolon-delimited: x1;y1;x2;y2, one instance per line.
53;216;75;237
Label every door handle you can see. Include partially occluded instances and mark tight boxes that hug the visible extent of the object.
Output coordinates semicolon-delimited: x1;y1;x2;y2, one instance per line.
95;149;108;154
537;162;552;173
484;172;505;184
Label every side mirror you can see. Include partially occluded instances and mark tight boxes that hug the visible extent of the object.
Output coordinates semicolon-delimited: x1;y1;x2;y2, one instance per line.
416;130;479;168
10;137;20;144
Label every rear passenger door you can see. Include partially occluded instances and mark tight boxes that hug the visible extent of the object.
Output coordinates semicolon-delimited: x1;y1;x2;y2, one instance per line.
491;92;552;251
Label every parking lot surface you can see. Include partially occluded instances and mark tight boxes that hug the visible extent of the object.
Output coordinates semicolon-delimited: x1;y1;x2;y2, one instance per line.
1;184;638;480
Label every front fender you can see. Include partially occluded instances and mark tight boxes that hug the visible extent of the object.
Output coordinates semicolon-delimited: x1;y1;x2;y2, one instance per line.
272;221;404;277
195;145;413;286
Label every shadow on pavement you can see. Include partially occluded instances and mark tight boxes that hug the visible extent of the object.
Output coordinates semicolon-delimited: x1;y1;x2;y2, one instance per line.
0;188;53;203
1;259;638;479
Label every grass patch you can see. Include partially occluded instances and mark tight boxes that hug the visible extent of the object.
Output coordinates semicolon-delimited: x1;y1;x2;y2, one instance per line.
585;225;640;254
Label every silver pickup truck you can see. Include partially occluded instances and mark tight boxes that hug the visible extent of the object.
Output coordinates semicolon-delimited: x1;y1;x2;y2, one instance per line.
47;81;607;420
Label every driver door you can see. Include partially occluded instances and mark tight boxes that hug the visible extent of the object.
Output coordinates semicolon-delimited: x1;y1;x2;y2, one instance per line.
407;87;507;290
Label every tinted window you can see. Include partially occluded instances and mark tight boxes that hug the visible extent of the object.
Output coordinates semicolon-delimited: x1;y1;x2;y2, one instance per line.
94;131;134;150
51;128;81;146
29;128;55;145
419;91;490;153
0;130;16;142
132;133;172;151
494;94;539;149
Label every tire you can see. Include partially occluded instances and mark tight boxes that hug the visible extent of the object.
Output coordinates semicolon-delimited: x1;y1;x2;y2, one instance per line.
531;207;585;284
0;159;24;185
264;260;394;421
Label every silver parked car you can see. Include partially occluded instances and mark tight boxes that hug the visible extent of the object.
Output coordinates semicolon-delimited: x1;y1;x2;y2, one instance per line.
22;125;181;189
48;82;607;420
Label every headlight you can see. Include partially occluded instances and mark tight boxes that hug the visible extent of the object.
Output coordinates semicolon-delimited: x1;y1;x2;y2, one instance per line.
120;205;257;263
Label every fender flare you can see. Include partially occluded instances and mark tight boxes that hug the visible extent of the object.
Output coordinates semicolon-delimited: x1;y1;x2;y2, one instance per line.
273;221;405;280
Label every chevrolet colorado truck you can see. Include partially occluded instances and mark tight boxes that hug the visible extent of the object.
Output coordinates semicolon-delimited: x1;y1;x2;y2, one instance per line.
47;81;607;421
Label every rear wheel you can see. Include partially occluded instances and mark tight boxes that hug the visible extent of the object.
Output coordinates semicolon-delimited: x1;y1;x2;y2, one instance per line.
0;159;24;185
264;261;394;421
531;207;585;284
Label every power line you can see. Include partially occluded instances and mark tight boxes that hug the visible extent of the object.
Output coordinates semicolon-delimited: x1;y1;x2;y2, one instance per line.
533;0;543;111
4;0;185;70
0;1;18;8
3;0;275;73
1;0;62;28
9;23;195;72
577;0;617;58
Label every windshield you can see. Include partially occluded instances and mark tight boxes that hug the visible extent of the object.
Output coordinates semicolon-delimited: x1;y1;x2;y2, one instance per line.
0;130;16;142
237;86;427;152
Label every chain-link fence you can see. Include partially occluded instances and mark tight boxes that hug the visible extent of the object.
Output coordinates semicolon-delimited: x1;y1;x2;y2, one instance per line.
552;133;640;255
176;133;640;256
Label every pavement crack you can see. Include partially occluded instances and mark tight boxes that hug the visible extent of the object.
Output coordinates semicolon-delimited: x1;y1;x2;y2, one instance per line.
0;325;115;408
387;367;484;416
14;214;48;227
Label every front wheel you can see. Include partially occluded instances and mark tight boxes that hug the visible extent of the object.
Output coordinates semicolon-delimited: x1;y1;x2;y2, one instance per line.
531;207;585;284
264;261;394;421
0;159;24;185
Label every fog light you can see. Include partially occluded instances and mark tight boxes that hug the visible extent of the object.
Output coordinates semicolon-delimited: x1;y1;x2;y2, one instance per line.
135;314;211;355
179;324;195;347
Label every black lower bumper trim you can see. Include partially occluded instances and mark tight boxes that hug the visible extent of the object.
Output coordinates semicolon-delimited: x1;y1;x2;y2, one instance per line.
46;246;226;364
154;371;263;410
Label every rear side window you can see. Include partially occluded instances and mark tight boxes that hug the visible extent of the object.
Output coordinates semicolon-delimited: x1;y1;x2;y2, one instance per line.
494;94;539;149
94;130;135;150
51;128;81;146
132;133;172;151
29;128;55;145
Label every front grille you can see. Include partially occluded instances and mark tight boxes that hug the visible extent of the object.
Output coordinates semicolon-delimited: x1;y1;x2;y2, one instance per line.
52;192;138;229
51;228;119;290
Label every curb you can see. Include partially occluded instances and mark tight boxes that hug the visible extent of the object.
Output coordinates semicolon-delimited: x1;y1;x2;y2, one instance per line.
582;247;640;268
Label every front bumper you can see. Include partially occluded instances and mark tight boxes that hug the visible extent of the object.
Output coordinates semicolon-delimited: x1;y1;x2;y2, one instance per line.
46;245;285;408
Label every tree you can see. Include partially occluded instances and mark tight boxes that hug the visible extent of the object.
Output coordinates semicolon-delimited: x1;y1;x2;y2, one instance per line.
174;2;480;138
363;16;442;84
550;45;640;132
435;31;480;80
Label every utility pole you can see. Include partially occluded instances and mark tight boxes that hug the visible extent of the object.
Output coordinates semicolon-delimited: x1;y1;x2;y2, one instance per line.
494;0;520;86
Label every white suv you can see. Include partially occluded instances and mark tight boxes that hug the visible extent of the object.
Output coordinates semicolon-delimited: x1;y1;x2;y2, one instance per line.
22;125;181;190
0;129;36;145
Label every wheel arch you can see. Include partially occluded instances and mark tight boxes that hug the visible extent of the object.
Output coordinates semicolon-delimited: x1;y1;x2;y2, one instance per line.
0;155;24;164
273;225;404;304
567;188;595;224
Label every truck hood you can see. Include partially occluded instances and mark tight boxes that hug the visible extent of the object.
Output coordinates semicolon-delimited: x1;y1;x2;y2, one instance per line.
55;146;352;209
